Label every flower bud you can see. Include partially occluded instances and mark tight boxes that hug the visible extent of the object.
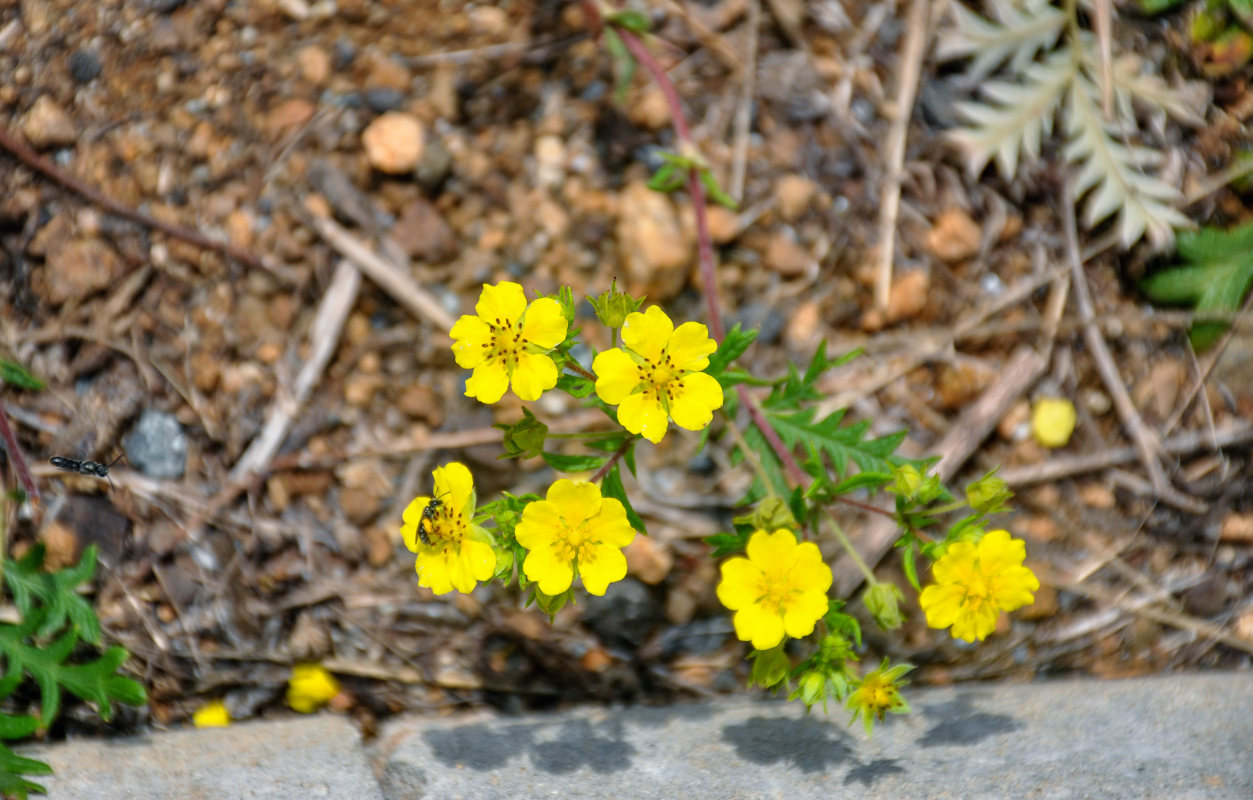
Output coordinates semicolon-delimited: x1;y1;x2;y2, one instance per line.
747;497;796;532
864;581;906;631
588;279;644;329
892;465;923;498
965;472;1012;513
748;644;790;690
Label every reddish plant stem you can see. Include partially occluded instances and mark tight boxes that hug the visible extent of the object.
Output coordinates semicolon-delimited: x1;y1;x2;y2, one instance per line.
594;12;892;521
0;398;38;503
590;436;635;484
0;125;273;276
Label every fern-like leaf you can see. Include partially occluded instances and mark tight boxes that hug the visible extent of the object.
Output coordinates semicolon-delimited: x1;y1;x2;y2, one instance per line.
0;743;50;800
949;49;1075;178
936;0;1066;80
1142;222;1253;349
1064;78;1191;249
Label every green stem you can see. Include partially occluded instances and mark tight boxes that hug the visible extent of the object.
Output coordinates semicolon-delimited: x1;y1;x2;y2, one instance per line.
590;436;635;484
825;512;877;585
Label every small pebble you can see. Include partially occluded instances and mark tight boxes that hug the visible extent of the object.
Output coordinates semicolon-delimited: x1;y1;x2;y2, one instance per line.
68;49;102;83
125;409;188;479
362;111;424;174
365;87;405;113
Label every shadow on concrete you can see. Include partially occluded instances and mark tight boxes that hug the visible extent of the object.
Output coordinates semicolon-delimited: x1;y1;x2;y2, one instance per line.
844;758;906;786
916;694;1022;748
422;716;636;774
721;715;854;773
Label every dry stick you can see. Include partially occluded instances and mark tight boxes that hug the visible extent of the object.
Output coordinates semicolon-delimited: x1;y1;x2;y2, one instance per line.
1060;182;1201;512
1161;284;1253;438
0;125;277;279
871;0;930;312
997;423;1253;486
185;260;361;542
0;398;38;502
654;0;743;72
304;212;457;334
727;0;760;202
832;346;1047;597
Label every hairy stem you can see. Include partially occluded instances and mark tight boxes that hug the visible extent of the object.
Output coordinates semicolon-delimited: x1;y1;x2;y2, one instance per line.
0;398;38;503
590;436;635;484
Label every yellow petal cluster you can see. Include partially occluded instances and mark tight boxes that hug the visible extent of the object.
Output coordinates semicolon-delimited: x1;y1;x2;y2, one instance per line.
192;700;231;728
450;282;568;404
1031;397;1076;448
401;462;497;595
592;306;723;444
287;663;340;713
918;529;1039;642
515;479;636;596
716;529;832;650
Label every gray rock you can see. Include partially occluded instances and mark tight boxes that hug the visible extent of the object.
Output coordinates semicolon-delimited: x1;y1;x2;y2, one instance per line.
125;409;187;478
35;715;383;800
68;49;102;83
374;672;1253;800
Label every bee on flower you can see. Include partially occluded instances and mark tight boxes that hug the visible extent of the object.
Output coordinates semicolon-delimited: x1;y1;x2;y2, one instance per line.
401;462;497;595
592;305;724;444
918;529;1039;642
450;281;568;404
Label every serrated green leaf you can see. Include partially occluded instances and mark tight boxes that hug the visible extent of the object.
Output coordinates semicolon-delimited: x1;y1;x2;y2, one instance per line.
699;169;739;210
541;452;609;473
704;531;749;558
0;741;51;800
4;545;101;645
1142;222;1253;350
0;361;44;391
0;716;38;741
706;324;757;376
496;409;549;460
765;408;907;480
602;464;646;534
830;471;894;495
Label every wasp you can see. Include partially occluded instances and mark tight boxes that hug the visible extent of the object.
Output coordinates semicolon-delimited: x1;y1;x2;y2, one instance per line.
50;453;124;489
416;492;450;546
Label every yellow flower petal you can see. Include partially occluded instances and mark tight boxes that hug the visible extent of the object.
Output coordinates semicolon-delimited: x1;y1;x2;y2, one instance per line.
400;495;431;552
193;700;231;728
523;544;575;595
584;498;634;548
668;371;724;432
515;500;562;551
546;479;602;523
475;281;527;325
592;348;642;405
1032;397;1076;448
520;297;568;350
450;315;492;368
718;530;830;651
618;391;668;443
621;306;672;364
465;358;510;404
666;321;717;371
919;529;1038;643
510;351;559;401
287;664;340;713
432;462;474;517
578;546;627;595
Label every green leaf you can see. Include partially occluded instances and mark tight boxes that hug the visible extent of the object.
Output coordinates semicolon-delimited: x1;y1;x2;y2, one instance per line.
556;373;595;399
704;530;750;558
4;545;101;645
496;409;549;460
0;716;38;741
601;464;646;534
765;408;907;480
698;168;739;210
706;324;757;376
0;741;51;800
541;452;609;473
607;8;652;33
0;360;44;391
830;471;894;496
1142;223;1253;350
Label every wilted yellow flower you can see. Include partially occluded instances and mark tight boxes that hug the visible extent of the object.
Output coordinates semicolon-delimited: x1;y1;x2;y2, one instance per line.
918;529;1039;642
450;281;568;404
515;479;636;596
287;664;340;713
592;306;723;444
401;462;497;595
846;658;912;735
1031;397;1076;448
192;700;231;728
716;529;832;650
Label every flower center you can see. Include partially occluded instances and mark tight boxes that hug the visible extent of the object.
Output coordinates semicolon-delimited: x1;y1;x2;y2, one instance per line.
551;519;597;564
861;679;893;712
960;572;994;613
483;316;527;370
758;572;803;614
429;505;468;546
634;350;681;403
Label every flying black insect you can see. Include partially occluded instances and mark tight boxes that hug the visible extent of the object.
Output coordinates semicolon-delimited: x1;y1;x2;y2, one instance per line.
416;492;450;546
50;454;124;489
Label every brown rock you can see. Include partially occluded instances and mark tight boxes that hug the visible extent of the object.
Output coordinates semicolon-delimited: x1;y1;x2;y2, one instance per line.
339;487;381;525
764;233;814;277
362;112;425;174
396;384;442;423
469;6;509;35
784;300;821;349
616;180;691;301
364;54;411;92
1132;359;1185;422
998;399;1031;440
265;98;316;141
628;84;671;130
935;358;995;409
40;520;80;571
1079;482;1117;510
42;238;119;304
884;268;929;322
705;205;741;244
296;45;331;86
364;526;394;567
393;198;455;262
775;174;817;221
23;96;77;149
1220;511;1253;543
623;536;673;585
925;208;981;263
1016;577;1058;620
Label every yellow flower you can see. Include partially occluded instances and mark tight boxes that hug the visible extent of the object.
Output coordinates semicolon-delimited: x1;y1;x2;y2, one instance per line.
287;664;340;713
716;529;833;650
918;529;1040;642
192;700;231;728
450;281;568;404
515;479;635;595
1031;396;1076;448
846;658;912;735
401;463;497;595
592;305;723;444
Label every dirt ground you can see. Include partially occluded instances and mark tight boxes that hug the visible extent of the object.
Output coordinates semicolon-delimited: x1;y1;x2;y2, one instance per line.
1;0;1251;738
